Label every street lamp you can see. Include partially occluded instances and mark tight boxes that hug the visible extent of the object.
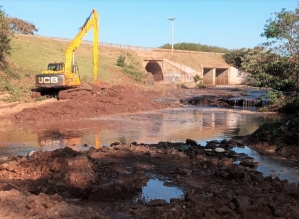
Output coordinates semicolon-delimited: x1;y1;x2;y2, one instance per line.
168;15;175;53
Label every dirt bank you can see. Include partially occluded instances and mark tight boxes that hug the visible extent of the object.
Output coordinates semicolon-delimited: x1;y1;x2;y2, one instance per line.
0;140;299;218
1;84;243;123
236;112;299;162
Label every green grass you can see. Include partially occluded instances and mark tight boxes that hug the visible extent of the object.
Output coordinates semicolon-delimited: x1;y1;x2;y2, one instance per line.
2;34;145;101
9;35;144;83
3;34;230;102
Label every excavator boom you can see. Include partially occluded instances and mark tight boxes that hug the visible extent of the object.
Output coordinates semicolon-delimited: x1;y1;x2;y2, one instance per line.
34;9;99;91
65;9;99;85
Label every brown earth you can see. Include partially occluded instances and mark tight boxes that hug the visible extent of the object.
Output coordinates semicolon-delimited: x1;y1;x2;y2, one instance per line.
1;84;241;123
1;85;299;218
1;140;299;219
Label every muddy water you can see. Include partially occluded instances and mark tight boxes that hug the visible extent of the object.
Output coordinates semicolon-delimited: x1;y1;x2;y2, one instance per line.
1;106;295;183
234;146;299;183
0;107;279;153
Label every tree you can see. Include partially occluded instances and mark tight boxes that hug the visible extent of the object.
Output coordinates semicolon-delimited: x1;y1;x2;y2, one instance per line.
7;17;38;35
224;47;297;91
261;7;299;56
260;6;299;89
0;6;11;69
224;5;299;91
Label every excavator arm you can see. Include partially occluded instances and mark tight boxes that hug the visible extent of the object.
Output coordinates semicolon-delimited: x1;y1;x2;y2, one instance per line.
64;9;99;85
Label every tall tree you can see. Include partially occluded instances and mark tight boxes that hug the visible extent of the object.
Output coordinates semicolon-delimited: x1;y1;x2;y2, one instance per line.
7;17;38;35
261;7;299;56
224;5;299;91
0;6;11;69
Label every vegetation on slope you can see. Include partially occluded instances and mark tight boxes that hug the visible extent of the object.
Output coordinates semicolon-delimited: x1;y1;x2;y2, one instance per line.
249;113;299;149
160;42;229;53
0;6;145;102
2;35;144;102
0;7;11;69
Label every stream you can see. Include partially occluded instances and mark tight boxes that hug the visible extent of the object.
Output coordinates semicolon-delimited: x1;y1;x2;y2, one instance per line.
1;106;298;183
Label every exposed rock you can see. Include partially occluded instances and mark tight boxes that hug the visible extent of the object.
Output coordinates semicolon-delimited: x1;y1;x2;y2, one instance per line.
215;148;225;153
186;139;198;146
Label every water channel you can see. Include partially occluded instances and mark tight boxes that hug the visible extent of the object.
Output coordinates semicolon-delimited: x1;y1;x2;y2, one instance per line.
1;105;299;183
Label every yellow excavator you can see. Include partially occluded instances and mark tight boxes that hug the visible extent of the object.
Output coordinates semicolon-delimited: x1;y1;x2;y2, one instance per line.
34;9;99;97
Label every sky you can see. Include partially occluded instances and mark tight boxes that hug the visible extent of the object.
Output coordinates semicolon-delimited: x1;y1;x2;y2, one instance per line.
2;0;299;49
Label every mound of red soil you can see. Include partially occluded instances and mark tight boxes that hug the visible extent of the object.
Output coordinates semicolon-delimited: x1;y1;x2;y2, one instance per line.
13;85;177;123
1;141;299;218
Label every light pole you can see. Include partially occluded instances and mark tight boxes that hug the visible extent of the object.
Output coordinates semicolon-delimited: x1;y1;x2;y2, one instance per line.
168;15;175;53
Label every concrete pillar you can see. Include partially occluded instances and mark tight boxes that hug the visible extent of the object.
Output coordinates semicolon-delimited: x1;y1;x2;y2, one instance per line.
228;67;231;85
212;68;216;85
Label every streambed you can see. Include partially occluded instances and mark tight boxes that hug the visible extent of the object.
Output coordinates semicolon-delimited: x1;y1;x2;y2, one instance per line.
1;106;294;183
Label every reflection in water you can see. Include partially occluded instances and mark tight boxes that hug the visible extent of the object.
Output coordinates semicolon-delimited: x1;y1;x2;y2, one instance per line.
38;134;101;151
0;107;281;154
2;107;297;183
136;179;184;203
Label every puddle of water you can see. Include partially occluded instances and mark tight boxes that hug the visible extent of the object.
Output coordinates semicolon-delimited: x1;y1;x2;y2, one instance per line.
233;146;299;184
136;179;184;203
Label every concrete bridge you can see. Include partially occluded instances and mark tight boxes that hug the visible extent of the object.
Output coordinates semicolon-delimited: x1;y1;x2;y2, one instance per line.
138;50;247;85
140;52;198;84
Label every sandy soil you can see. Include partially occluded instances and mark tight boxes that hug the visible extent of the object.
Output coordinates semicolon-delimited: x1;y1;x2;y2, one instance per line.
1;84;298;218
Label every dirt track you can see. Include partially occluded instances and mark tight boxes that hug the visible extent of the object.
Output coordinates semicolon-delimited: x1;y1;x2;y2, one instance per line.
1;84;298;218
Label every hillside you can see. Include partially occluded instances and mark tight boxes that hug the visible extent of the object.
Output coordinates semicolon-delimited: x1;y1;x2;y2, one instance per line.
1;34;145;102
1;34;230;102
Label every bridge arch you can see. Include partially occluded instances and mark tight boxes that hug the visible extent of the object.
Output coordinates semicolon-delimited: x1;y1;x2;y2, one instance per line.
145;61;164;81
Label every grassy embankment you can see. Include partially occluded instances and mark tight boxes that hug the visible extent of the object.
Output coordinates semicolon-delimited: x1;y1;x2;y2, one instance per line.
1;34;145;102
1;34;231;102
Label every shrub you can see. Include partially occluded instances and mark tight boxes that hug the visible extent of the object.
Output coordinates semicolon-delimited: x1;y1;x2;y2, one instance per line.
0;7;11;69
116;55;125;67
194;74;202;83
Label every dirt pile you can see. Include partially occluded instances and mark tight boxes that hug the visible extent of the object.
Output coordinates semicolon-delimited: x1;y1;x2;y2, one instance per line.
1;140;299;218
12;85;177;123
10;85;250;124
0;190;100;219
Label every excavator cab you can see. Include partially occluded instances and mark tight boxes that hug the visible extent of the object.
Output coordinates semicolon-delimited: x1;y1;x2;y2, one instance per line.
35;61;81;90
48;63;64;71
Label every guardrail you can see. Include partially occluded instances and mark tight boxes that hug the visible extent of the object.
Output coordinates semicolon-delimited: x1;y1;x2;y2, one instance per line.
18;34;224;55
